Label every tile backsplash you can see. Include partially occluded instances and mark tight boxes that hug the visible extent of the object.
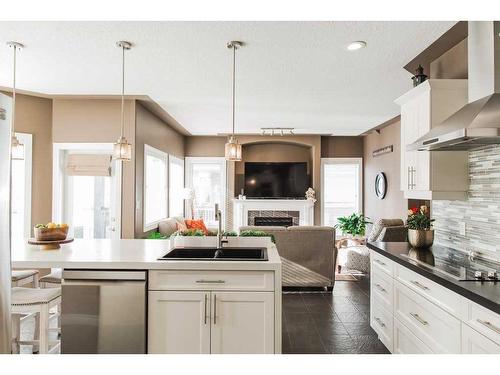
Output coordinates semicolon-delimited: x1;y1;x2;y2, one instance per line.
433;145;500;261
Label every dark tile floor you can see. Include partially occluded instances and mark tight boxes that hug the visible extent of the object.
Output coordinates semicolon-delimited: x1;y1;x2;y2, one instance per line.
282;275;390;354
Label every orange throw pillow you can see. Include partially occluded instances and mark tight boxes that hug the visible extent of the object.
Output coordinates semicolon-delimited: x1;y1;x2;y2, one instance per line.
176;221;188;232
185;219;209;235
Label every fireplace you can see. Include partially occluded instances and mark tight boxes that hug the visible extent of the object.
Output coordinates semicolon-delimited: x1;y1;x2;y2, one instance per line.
254;216;293;227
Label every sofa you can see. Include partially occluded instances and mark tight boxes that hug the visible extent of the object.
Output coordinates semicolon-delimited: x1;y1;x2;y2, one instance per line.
239;225;337;289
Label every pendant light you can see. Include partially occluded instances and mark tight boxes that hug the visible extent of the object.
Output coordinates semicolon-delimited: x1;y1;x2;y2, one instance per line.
113;41;133;161
7;41;24;160
225;41;243;161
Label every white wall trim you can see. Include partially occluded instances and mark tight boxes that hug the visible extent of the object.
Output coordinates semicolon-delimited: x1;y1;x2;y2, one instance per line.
143;144;169;232
52;143;122;238
14;133;32;238
320;157;363;226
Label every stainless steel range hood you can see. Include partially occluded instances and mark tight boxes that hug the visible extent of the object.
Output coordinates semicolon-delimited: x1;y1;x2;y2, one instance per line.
408;21;500;151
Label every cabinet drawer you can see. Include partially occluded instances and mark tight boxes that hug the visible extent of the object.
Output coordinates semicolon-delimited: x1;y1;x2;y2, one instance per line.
371;267;393;311
394;318;432;354
462;323;500;354
370;303;393;352
395;264;461;317
394;281;460;353
461;299;500;346
370;251;394;277
149;270;275;291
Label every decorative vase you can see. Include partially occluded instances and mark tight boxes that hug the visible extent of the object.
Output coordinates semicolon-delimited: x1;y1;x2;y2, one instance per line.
408;229;434;249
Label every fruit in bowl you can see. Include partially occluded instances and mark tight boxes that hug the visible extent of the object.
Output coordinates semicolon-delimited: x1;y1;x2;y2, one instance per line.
34;223;69;241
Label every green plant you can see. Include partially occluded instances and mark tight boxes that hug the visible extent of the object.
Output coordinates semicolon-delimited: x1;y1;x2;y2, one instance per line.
335;213;372;236
239;230;276;243
171;229;206;237
147;231;167;240
407;206;434;230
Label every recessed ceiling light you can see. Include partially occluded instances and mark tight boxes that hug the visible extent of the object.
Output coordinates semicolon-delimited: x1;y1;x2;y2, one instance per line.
347;41;367;51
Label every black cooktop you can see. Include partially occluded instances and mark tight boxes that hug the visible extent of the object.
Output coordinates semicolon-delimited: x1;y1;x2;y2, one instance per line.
399;246;499;282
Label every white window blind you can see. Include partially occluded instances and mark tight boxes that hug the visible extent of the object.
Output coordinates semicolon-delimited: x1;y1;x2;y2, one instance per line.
66;154;112;176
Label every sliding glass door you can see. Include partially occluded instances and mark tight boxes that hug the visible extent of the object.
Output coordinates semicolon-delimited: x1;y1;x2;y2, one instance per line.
321;158;362;227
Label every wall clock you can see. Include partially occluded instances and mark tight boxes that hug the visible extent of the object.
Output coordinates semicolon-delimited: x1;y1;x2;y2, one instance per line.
375;172;387;199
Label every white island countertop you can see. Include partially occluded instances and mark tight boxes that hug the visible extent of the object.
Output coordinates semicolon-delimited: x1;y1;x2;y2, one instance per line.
11;237;281;271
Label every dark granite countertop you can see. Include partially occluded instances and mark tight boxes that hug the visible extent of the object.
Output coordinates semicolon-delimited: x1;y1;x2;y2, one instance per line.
367;241;500;314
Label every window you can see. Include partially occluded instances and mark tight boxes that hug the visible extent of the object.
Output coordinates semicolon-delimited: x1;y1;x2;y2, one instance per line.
321;158;362;228
185;157;226;227
11;133;32;242
53;143;122;240
169;155;185;218
144;145;169;230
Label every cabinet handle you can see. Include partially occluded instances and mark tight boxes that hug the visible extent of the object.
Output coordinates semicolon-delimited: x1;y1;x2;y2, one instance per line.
410;280;429;291
410;312;428;326
213;294;217;325
412;167;416;189
196;279;226;284
477;319;500;335
374;259;386;266
374;283;386;293
407;166;411;190
204;294;208;325
374;317;386;328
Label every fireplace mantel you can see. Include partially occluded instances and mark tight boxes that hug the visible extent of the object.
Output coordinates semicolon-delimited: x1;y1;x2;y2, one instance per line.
233;198;315;229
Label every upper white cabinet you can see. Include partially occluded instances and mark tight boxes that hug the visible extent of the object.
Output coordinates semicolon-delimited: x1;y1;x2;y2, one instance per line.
395;79;469;200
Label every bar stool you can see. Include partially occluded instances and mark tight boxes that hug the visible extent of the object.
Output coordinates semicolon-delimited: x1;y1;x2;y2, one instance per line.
39;268;62;336
11;270;40;287
11;287;61;354
39;268;61;288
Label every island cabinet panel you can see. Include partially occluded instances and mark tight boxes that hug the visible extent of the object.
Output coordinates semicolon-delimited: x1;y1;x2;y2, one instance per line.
462;323;500;354
149;270;274;291
210;292;274;354
148;291;210;354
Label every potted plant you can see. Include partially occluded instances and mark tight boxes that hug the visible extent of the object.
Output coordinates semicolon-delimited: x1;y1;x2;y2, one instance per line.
335;213;371;245
406;205;434;248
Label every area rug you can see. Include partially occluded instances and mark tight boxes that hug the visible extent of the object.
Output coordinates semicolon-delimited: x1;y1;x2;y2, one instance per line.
335;273;358;281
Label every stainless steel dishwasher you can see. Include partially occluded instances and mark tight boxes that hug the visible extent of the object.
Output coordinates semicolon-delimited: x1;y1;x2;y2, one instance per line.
61;270;147;354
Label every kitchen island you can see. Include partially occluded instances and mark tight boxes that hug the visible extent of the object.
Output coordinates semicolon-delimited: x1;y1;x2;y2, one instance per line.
11;237;282;354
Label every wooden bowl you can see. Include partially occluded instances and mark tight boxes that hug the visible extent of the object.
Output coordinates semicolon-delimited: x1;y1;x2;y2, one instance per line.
34;226;68;241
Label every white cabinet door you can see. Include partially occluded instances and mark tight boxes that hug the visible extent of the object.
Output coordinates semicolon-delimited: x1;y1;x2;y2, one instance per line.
462;324;500;354
210;291;274;354
148;291;210;354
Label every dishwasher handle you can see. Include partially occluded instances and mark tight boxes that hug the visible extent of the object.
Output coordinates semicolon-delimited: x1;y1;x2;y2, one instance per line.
62;270;146;281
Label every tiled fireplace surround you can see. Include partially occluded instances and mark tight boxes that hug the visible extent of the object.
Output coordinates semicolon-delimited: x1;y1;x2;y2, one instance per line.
248;210;300;226
433;145;500;262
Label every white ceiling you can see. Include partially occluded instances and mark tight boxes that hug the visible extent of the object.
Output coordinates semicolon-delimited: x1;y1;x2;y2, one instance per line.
0;21;456;135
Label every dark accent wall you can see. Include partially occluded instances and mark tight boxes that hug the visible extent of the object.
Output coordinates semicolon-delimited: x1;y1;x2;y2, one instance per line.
321;136;364;158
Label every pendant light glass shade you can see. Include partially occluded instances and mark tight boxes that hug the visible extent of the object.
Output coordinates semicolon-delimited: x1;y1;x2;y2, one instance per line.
225;135;242;161
113;136;132;161
225;41;243;162
113;41;133;162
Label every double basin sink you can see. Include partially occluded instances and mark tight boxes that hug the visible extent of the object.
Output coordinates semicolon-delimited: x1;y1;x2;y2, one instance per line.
158;247;268;261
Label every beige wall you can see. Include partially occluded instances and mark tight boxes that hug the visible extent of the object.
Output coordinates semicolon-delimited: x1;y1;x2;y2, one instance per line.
14;94;53;230
187;135;322;225
134;102;186;238
52;98;137;238
321;136;364;158
363;119;406;223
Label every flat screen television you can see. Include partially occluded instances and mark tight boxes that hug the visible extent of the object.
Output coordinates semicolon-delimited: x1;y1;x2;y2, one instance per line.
244;162;309;199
